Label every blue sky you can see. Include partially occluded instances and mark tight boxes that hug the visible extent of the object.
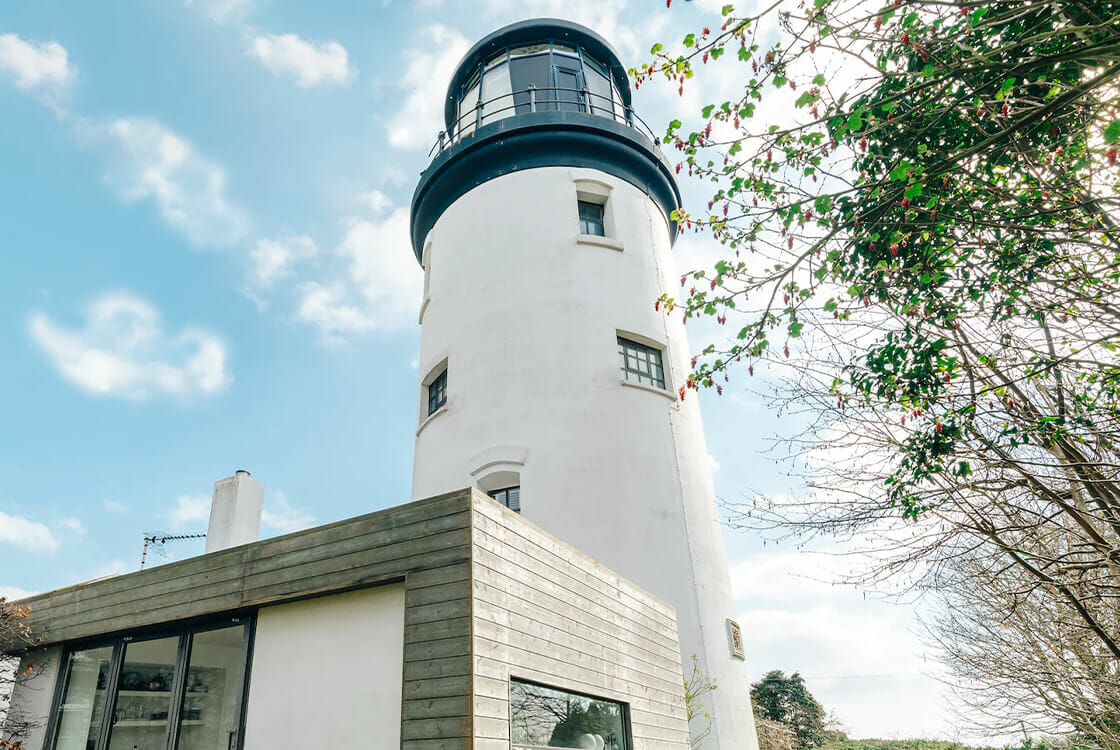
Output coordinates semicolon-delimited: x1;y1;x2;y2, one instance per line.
0;0;966;740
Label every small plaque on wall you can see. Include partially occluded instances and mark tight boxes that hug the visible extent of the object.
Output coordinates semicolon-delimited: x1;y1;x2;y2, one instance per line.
727;618;745;660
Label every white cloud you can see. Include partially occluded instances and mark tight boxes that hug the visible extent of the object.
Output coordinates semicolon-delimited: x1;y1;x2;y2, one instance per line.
0;585;35;601
248;34;354;88
104;500;127;513
184;0;253;24
0;34;74;91
57;517;86;537
296;207;423;340
169;494;211;530
296;283;376;340
480;0;637;58
29;291;231;399
261;493;315;534
386;24;469;149
249;235;318;290
358;189;391;215
0;511;59;553
91;560;130;578
730;549;953;739
89;117;247;247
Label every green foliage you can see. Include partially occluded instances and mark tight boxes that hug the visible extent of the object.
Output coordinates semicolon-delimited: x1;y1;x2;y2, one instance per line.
751;670;828;750
639;2;1120;744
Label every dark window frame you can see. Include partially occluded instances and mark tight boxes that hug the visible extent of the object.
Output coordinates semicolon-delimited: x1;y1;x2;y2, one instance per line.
578;200;606;237
617;336;667;390
43;614;255;750
509;677;633;750
427;368;448;416
487;486;520;513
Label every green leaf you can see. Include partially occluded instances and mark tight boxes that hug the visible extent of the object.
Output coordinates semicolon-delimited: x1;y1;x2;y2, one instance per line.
651;43;664;54
1105;121;1120;144
789;322;804;338
669;119;682;130
795;91;817;108
702;104;715;118
904;183;924;199
847;111;863;131
823;299;837;312
773;75;787;88
812;74;826;86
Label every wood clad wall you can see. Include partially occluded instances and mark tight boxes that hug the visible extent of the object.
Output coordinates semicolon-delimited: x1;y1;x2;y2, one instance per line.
17;490;476;750
469;491;691;750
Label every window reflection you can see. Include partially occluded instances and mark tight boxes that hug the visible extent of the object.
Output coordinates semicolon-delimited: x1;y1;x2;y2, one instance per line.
510;680;628;750
175;624;248;750
52;646;113;750
453;42;626;127
106;636;180;750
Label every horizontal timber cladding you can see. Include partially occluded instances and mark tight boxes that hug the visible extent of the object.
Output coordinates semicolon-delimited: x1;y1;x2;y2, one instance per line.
18;489;476;750
16;488;690;750
468;491;691;749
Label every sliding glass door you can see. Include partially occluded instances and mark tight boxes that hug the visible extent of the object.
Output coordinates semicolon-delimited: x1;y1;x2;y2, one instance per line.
47;618;251;750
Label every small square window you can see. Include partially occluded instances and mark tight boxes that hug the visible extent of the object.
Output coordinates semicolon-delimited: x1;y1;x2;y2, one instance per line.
618;337;666;389
488;486;520;513
427;369;447;415
578;200;605;236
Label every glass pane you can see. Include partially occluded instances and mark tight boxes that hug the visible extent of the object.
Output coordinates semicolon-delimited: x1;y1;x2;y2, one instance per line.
107;636;180;750
52;646;113;750
480;63;513;125
458;81;480;138
552;42;577;55
175;625;248;750
585;64;613;118
510;54;551;113
511;681;628;750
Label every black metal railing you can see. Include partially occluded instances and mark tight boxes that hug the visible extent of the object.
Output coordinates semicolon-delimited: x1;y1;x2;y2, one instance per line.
428;86;662;157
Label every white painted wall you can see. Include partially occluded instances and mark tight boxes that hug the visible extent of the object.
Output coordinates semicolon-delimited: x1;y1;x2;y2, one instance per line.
242;585;405;750
3;646;61;750
412;166;760;750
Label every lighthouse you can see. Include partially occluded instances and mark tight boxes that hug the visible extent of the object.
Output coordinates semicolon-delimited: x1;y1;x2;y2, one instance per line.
409;19;759;750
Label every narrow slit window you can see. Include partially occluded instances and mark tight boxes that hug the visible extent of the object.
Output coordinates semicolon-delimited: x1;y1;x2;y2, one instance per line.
578;200;606;236
487;486;520;513
427;369;447;415
618;337;666;389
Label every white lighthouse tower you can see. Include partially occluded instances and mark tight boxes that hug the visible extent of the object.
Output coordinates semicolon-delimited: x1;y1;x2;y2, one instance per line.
409;19;759;750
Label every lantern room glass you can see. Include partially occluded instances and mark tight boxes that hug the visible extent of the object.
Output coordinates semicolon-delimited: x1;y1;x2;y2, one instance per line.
451;40;626;134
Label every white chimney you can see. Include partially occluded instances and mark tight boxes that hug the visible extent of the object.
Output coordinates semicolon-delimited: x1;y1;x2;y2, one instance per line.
205;470;264;553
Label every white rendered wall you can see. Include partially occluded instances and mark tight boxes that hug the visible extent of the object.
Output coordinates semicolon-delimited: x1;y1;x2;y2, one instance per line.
412;166;759;750
3;646;61;750
242;585;405;750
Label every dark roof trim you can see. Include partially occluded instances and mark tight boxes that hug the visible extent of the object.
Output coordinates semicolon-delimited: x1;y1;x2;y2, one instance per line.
410;112;682;261
443;18;632;132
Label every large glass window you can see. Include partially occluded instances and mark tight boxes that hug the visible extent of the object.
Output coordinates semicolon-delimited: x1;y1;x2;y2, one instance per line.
583;57;614;118
618;337;666;389
509;53;551;114
47;619;250;750
107;636;180;750
176;625;249;750
480;62;513;125
510;680;630;750
52;645;114;750
449;43;625;137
